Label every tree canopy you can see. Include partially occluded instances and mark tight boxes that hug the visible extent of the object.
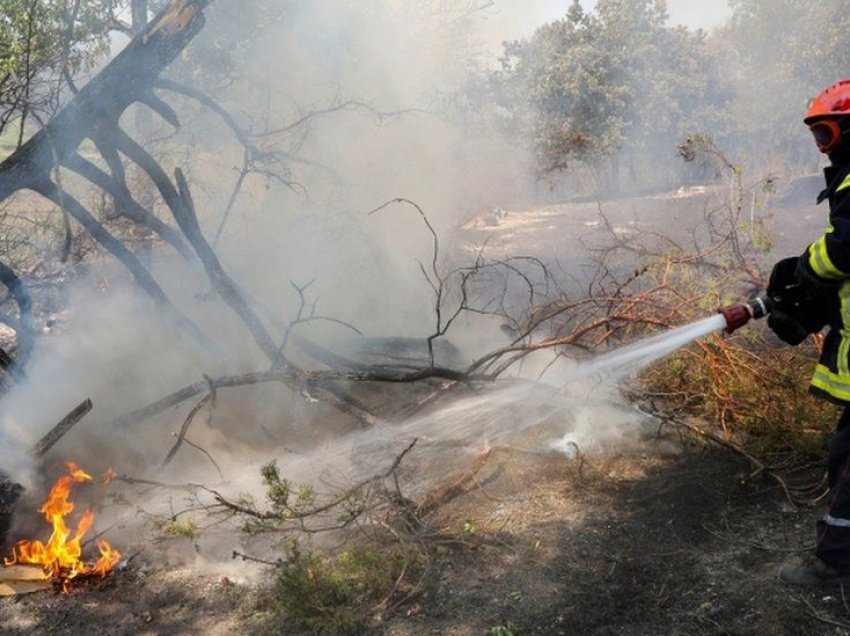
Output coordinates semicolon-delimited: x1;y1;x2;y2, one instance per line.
485;0;850;186
0;0;122;142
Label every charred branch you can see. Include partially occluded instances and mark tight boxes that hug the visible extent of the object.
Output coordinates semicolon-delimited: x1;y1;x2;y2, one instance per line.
369;198;470;367
138;90;180;128
62;153;193;259
32;398;94;458
154;78;264;159
111;132;382;427
31;179;211;347
162;376;215;468
115;363;475;431
111;129;286;366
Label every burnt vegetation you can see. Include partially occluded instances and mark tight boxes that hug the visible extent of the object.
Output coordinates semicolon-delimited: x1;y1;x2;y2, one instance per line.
0;0;846;632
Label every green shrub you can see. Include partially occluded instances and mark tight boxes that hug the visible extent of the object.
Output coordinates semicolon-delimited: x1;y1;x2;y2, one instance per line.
259;539;425;634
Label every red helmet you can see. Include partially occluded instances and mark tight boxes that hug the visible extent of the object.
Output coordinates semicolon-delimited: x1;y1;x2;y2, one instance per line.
805;80;850;153
805;80;850;124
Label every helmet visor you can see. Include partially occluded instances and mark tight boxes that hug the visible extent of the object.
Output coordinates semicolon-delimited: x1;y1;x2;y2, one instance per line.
810;120;842;153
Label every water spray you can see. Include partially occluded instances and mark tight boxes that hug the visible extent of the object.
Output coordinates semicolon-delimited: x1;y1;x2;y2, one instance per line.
567;292;781;385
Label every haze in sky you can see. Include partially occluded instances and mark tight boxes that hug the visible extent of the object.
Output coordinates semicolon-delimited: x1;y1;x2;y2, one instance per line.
486;1;732;51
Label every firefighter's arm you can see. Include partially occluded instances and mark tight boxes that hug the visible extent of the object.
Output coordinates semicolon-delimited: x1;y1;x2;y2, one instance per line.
796;185;850;293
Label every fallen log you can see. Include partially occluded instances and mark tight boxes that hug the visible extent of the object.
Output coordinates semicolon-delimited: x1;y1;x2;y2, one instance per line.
32;398;94;459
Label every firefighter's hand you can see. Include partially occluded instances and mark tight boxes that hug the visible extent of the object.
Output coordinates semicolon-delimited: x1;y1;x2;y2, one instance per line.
768;257;802;301
767;310;809;346
768;257;829;335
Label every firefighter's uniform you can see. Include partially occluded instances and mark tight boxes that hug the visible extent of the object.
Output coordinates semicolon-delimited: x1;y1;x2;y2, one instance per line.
797;164;850;566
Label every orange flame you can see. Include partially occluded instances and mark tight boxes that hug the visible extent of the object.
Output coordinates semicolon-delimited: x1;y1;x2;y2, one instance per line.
4;462;120;587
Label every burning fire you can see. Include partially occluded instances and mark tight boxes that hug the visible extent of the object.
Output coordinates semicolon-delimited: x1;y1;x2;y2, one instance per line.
4;462;120;588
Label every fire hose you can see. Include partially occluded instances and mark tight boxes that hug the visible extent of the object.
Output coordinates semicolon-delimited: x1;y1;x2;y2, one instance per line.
718;295;774;334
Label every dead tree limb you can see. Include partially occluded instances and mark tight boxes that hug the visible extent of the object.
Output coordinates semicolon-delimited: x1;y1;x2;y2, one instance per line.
0;0;215;369
213;148;251;245
153;78;265;158
288;331;378;373
369;198;470;367
416;442;493;516
161;393;213;467
110;132;385;427
115;364;475;430
114;372;274;429
62;152;194;260
32;179;211;347
111;130;287;366
32;398;93;458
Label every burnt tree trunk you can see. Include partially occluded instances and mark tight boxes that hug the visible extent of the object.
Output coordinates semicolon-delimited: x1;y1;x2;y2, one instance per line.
0;0;215;358
0;0;383;432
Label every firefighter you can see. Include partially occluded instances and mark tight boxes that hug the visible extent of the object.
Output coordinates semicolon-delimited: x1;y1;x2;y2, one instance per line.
772;79;850;586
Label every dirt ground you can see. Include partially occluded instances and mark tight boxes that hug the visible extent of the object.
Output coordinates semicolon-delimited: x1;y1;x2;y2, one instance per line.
0;427;843;635
1;178;842;634
386;436;831;636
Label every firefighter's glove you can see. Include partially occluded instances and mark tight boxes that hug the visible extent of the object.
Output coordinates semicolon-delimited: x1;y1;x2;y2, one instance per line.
767;310;809;346
768;257;802;302
767;256;830;336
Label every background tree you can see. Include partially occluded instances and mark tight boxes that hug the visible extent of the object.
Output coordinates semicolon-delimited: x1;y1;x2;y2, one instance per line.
488;0;732;189
482;0;850;190
721;0;850;167
0;0;122;146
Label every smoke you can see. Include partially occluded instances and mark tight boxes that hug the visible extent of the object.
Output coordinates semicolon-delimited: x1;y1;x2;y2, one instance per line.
663;0;732;30
0;0;740;565
0;1;542;550
574;0;732;31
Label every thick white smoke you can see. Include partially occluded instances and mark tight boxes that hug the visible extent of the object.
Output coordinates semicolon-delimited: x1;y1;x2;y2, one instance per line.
0;1;739;562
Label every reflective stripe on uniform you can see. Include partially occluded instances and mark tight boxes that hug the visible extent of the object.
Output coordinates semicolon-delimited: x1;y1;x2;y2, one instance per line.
838;173;850;193
841;332;850;378
812;364;850;402
809;236;847;279
840;283;850;377
824;513;850;528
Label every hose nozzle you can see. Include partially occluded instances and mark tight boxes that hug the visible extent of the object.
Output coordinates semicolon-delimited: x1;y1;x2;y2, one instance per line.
718;295;774;334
